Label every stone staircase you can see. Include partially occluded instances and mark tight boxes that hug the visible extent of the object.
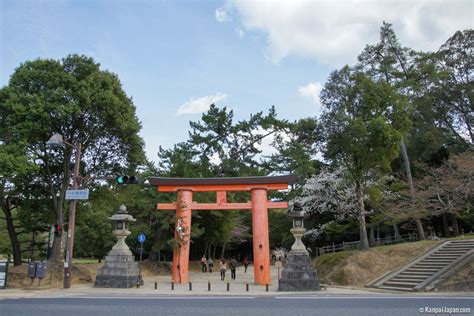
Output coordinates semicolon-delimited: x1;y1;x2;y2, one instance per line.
370;239;474;292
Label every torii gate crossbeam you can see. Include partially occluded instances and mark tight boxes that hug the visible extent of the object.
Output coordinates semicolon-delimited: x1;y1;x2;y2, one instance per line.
150;175;297;285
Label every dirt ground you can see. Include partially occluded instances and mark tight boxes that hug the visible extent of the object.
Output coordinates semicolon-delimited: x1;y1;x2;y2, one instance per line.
6;260;194;289
6;262;102;289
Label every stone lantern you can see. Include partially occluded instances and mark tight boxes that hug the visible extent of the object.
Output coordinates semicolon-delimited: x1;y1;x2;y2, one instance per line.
278;202;320;291
109;204;135;251
288;202;307;252
95;205;142;288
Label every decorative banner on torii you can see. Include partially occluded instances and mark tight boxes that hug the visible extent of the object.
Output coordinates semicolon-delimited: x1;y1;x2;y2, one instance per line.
149;175;297;285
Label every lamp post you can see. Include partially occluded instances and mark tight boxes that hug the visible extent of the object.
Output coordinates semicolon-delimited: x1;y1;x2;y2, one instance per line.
47;133;82;289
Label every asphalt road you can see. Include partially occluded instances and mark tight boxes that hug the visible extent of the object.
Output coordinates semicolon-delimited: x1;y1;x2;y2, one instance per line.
0;295;473;316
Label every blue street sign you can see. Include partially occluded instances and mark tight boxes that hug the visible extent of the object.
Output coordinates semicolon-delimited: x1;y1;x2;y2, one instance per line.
138;233;146;244
65;189;89;200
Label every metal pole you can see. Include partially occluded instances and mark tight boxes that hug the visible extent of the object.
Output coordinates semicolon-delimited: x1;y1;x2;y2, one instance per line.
63;142;81;289
140;243;143;262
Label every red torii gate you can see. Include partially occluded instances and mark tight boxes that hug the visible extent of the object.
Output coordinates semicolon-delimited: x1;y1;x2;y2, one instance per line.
149;175;297;285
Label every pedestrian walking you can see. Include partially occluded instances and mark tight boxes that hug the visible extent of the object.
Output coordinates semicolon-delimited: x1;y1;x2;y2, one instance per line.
229;258;238;280
243;256;249;273
207;257;214;273
200;255;207;272
219;260;227;281
275;257;283;280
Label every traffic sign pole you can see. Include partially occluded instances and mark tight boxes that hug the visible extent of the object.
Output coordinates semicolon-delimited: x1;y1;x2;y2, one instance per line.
137;233;146;262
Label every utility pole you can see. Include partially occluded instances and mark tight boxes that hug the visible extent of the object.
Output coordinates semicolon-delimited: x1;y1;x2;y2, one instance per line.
63;142;81;289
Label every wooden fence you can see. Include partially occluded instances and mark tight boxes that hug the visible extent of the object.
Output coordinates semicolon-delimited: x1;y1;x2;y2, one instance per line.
317;233;419;256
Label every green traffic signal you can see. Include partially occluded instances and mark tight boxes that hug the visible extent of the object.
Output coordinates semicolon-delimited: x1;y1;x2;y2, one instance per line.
116;175;138;184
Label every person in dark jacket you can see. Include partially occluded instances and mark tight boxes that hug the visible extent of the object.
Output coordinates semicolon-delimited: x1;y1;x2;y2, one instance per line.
229;258;238;280
243;256;249;273
207;257;214;273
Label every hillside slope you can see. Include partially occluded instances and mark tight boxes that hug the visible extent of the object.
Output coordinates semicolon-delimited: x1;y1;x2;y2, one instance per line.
314;240;440;287
435;254;474;292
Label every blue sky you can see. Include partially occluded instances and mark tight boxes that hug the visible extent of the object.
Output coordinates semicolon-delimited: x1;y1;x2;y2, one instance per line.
1;0;472;162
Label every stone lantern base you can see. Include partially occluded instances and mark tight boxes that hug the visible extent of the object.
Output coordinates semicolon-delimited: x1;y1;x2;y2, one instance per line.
278;227;320;291
278;250;320;291
95;236;142;288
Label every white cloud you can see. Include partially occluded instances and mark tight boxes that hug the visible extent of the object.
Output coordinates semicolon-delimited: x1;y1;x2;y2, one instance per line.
177;93;228;116
254;127;291;157
215;8;230;23
219;0;473;66
299;81;322;106
209;152;222;165
236;27;245;38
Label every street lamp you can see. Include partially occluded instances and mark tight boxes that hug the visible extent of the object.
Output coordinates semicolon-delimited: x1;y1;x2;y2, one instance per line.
47;133;82;289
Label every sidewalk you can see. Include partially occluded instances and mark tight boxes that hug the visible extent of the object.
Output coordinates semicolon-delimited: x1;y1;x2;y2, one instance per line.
0;264;468;299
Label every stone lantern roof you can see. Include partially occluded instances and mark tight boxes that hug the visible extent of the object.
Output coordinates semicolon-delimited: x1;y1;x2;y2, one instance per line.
108;204;136;223
287;202;308;219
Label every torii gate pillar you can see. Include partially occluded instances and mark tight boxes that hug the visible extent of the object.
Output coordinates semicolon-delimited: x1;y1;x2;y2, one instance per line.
172;189;192;283
251;188;271;285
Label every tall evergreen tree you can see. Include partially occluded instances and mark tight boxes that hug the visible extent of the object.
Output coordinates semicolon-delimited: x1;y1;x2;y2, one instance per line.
357;22;427;239
320;67;409;249
1;55;145;262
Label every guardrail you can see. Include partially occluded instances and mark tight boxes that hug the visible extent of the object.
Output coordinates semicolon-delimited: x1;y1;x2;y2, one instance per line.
317;233;419;256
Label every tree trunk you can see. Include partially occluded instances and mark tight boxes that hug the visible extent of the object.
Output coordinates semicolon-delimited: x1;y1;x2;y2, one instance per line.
393;223;401;241
376;222;380;245
400;138;425;240
369;225;375;246
50;231;63;263
442;213;450;238
212;244;216;259
220;243;226;259
415;219;424;240
30;232;36;261
1;203;22;266
414;218;425;240
451;214;459;236
150;224;162;262
356;182;369;250
431;217;438;238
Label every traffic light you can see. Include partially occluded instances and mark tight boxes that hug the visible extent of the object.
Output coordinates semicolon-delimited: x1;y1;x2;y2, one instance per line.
54;224;61;237
116;175;138;184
